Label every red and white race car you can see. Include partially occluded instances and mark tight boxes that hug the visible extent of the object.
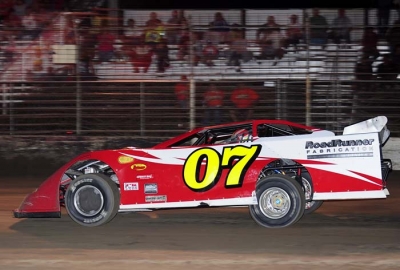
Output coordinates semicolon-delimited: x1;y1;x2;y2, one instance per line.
14;116;392;228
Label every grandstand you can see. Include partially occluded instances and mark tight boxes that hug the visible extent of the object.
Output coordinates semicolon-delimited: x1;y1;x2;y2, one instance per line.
0;7;399;138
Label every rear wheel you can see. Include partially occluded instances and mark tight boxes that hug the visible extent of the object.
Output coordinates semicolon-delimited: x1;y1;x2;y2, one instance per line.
65;173;120;227
300;173;324;214
249;175;305;228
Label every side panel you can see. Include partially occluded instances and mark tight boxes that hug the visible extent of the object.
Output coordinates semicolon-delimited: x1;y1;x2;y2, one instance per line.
117;131;385;209
116;144;263;206
254;132;385;199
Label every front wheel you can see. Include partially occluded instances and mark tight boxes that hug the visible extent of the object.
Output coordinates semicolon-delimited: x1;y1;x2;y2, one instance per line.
65;173;120;227
249;175;305;228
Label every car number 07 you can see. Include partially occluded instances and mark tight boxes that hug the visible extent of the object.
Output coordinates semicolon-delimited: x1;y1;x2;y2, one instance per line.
183;145;262;192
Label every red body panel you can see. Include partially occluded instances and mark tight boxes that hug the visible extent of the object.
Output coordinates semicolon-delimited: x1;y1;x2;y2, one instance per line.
14;154;91;216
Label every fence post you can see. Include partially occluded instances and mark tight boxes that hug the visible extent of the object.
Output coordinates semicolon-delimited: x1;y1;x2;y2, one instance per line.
2;84;6;116
276;79;282;119
304;9;311;126
74;18;81;135
140;82;145;136
9;84;14;135
189;79;196;130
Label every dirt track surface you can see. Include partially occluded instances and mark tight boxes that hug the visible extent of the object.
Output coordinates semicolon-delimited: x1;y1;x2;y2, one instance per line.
1;172;400;270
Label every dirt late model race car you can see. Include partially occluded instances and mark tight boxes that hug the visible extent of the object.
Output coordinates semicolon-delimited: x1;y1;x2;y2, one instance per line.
14;116;392;228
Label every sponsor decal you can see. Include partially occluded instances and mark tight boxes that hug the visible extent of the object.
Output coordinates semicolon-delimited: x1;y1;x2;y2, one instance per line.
136;174;154;180
145;195;167;202
83;210;107;224
131;163;147;171
124;182;139;191
118;156;134;164
305;139;374;159
183;145;261;192
144;183;158;194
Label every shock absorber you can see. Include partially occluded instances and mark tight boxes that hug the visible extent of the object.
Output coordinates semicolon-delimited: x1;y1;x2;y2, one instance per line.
295;167;302;186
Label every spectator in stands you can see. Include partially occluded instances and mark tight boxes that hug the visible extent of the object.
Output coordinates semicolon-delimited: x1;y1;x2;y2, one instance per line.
126;38;154;73
175;75;190;111
176;31;190;61
257;32;285;65
97;20;117;63
361;26;380;60
227;28;253;72
144;16;166;49
354;54;374;93
352;54;374;121
64;17;76;44
13;0;28;19
124;19;143;46
203;83;225;126
256;16;281;43
21;7;40;40
0;0;14;25
309;8;329;46
208;12;230;44
376;54;398;80
385;19;400;55
43;66;59;82
394;0;400;21
90;8;107;36
329;9;352;45
78;45;97;81
145;11;162;28
229;84;259;122
256;16;285;65
166;10;187;45
284;14;304;50
192;32;206;66
154;38;170;73
202;40;219;67
2;36;16;63
55;64;76;82
79;28;97;66
392;44;400;73
33;47;43;70
376;0;392;36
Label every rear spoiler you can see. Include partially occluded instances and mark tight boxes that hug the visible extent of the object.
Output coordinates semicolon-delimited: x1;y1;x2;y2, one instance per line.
343;116;390;146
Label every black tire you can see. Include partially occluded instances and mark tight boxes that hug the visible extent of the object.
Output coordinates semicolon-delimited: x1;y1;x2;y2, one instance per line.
249;175;305;228
300;172;324;215
65;173;120;227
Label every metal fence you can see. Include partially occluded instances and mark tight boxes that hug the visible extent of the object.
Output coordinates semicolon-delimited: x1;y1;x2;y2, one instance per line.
1;79;399;138
1;8;400;140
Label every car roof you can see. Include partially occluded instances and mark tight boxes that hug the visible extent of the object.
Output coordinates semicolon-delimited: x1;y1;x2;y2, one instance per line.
152;119;320;149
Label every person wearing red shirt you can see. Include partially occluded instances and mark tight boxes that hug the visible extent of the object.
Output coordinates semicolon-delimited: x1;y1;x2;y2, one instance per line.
127;40;154;73
175;75;189;109
174;75;190;127
361;27;380;60
97;20;117;63
202;41;219;66
203;84;224;125
229;84;259;122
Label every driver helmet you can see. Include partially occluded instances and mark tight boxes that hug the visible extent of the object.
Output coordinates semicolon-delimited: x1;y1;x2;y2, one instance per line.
230;128;252;143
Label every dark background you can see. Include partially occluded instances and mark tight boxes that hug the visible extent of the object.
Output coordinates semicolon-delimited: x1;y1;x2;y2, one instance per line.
118;0;378;9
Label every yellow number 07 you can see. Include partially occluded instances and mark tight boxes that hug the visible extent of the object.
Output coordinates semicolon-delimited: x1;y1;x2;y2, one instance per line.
183;145;262;192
